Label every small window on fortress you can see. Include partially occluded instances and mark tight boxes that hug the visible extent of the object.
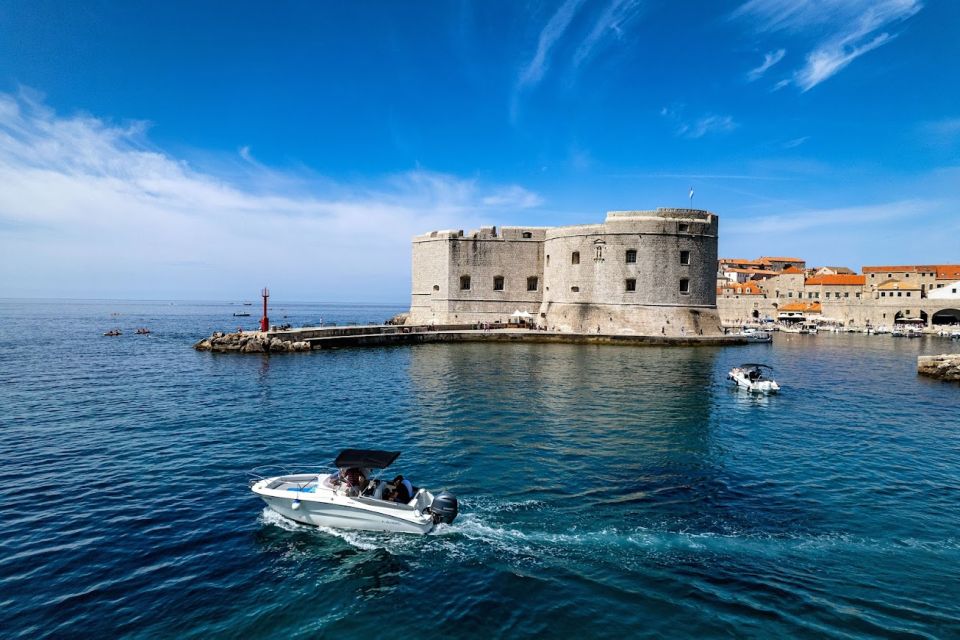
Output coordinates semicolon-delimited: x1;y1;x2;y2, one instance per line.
679;278;690;294
522;231;532;239
625;278;636;292
625;249;637;264
571;286;580;292
493;276;504;291
432;285;439;291
680;251;690;265
460;275;471;290
546;255;550;266
679;223;689;232
527;277;538;291
572;251;580;265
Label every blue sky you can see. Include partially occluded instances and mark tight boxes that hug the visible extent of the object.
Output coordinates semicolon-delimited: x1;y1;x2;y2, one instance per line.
0;0;958;301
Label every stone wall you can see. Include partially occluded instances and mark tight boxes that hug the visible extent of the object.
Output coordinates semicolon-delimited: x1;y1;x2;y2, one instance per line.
409;226;545;325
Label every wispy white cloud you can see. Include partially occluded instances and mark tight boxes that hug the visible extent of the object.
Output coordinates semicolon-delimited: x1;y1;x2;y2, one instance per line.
661;107;738;139
747;48;786;81
513;0;645;121
517;0;586;90
782;136;809;149
572;0;644;69
733;0;922;91
0;91;543;300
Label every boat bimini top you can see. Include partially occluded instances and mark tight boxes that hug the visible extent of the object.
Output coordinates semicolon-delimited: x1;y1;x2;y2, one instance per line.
334;449;400;470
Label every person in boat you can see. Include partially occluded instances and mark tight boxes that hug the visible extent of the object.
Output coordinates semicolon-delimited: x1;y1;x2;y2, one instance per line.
748;367;761;382
339;467;368;496
389;475;414;503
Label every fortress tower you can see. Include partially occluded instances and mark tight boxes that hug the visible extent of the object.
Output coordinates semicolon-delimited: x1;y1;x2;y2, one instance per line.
408;208;721;336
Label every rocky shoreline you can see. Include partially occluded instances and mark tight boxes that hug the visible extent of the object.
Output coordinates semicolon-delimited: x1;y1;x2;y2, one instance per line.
917;354;960;383
193;331;311;353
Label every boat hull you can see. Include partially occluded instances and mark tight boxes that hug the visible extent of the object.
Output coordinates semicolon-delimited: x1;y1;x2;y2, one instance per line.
258;495;434;534
728;371;780;394
251;477;437;534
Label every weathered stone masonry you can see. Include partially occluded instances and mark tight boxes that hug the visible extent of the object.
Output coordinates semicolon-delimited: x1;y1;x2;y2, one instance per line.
409;208;723;336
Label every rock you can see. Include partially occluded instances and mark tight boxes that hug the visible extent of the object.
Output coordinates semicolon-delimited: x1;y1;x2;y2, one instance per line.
292;341;311;351
193;339;212;351
241;339;265;353
386;312;409;326
918;354;960;382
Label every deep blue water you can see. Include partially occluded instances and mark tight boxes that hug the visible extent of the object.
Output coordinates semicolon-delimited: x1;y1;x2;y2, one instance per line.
2;299;960;639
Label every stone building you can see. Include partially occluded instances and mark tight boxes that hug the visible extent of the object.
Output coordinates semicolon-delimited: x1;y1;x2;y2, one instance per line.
409;208;722;336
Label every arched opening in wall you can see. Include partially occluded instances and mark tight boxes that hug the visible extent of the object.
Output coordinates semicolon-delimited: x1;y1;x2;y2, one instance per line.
894;310;928;323
522;232;532;238
932;308;960;325
571;251;580;265
625;249;637;264
751;310;759;319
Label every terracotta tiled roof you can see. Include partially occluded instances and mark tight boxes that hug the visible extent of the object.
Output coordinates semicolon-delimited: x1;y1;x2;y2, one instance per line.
720;281;765;295
719;258;766;266
779;302;821;313
759;256;805;263
935;265;960;280
723;268;778;276
862;265;940;274
804;275;866;286
781;266;805;274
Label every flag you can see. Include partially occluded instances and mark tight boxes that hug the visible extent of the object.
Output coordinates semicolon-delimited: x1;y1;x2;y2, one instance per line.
688;187;694;200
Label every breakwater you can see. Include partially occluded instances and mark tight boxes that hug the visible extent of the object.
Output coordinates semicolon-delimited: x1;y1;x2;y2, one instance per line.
194;324;748;353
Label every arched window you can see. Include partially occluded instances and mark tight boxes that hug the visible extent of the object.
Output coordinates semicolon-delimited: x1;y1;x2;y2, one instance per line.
522;231;532;238
625;249;637;264
571;251;580;265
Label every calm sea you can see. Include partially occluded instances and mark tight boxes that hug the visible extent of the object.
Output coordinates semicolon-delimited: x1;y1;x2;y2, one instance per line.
2;299;959;639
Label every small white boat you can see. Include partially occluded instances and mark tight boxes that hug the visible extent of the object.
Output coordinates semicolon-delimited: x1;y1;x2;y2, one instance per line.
250;449;458;534
891;328;905;337
739;328;773;343
728;363;780;394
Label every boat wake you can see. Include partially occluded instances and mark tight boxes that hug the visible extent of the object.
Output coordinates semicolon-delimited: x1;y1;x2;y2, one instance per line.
258;504;960;565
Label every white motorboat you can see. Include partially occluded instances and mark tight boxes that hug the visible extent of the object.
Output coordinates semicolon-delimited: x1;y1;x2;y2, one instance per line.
728;363;780;394
250;449;459;534
739;328;773;343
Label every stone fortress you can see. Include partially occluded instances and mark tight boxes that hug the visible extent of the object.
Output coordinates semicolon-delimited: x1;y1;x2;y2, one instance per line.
408;208;723;336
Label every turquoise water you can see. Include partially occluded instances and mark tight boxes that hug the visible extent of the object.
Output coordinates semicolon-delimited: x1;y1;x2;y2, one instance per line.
2;299;960;638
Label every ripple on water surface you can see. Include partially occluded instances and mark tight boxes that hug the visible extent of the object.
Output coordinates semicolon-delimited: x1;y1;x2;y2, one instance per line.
1;301;960;638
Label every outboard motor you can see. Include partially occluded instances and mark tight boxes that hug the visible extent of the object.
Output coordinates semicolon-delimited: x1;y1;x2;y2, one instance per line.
429;491;459;525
